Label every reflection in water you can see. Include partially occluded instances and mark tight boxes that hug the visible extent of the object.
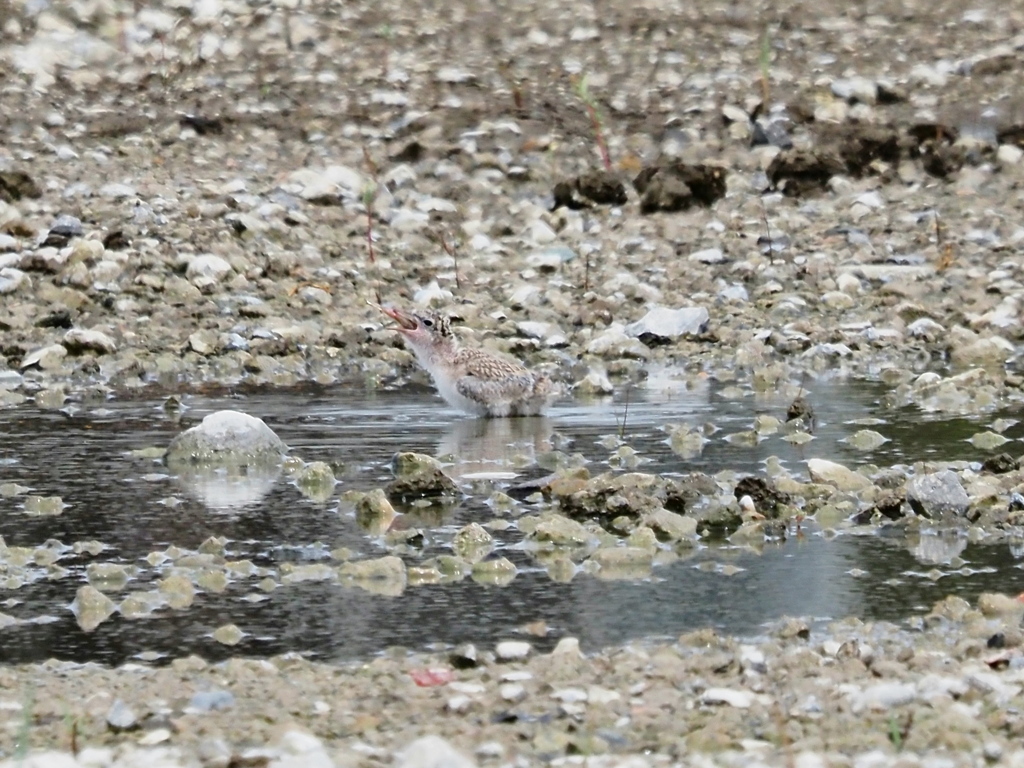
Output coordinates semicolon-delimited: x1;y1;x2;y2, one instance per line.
173;464;282;512
437;417;554;479
907;529;968;566
0;381;1023;666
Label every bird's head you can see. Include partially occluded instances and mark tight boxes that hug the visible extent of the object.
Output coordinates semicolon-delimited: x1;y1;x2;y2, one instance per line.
379;305;454;348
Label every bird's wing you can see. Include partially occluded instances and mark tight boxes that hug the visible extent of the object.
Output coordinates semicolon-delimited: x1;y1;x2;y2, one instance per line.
456;374;535;405
455;349;529;381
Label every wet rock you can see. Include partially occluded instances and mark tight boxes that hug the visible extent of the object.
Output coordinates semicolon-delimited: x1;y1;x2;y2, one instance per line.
387;452;459;501
555;472;667;523
588;546;654;578
633;163;726;213
340;555;407;594
983;453;1019;474
62;328;117;355
71;585;117;632
212;623;245;645
292;461;336;502
552;170;627;209
354;489;397;534
625;306;709;345
452;523;494;563
472;556;517;585
906;470;970;518
166;410;286;469
529;514;593;547
806;458;873;492
641;508;697;541
853;492;906;524
733;477;791;518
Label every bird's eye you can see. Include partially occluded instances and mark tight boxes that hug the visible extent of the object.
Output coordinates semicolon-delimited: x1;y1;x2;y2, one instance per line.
423;318;433;328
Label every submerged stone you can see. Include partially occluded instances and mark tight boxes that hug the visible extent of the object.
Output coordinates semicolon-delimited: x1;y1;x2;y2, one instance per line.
471;556;518;585
293;461;336;502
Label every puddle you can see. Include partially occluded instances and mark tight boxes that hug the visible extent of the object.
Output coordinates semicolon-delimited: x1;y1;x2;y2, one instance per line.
0;378;1023;666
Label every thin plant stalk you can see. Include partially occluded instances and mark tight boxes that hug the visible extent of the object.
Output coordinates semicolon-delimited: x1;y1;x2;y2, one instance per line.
439;231;461;292
574;74;612;171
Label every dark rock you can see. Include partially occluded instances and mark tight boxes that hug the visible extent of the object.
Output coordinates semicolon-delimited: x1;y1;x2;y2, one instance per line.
983;453;1019;474
786;395;815;428
766;150;845;196
386;452;459;501
103;230;131;250
35;310;73;329
391;140;425;164
752;119;793;149
919;143;966;178
552;170;627;209
633;163;726;213
179;114;224;135
828;123;902;175
0;171;41;203
852;492;906;524
733;476;790;519
449;643;479;669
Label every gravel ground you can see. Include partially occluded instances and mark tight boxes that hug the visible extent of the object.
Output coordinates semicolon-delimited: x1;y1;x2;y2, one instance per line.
5;0;1024;763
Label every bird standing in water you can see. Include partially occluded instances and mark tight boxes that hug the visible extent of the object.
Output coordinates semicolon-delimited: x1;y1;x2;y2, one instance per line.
378;305;556;417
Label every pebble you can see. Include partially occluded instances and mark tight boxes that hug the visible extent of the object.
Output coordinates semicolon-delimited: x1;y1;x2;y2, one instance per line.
495;640;532;661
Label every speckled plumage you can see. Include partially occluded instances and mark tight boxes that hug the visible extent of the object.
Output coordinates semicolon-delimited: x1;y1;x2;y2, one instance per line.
380;306;556;417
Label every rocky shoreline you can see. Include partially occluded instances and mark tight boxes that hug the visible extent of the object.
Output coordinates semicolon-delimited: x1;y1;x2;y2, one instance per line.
5;0;1024;763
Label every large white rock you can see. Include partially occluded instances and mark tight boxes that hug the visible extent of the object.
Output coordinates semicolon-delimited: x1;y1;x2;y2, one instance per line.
807;459;873;492
166;410;286;467
398;736;477;768
626;306;709;342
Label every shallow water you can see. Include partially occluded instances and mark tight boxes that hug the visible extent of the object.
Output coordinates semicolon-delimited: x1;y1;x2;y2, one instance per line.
0;378;1022;666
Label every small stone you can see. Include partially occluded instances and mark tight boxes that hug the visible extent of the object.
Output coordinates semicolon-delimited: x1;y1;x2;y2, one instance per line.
71;585;117;632
186;254;233;284
63;328;117;355
106;699;138;731
496;640;532;661
397;735;476;768
212;623;245;645
187;689;235;712
702;687;755;708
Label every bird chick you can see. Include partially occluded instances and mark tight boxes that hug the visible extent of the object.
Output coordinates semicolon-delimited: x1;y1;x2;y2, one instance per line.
379;305;556;418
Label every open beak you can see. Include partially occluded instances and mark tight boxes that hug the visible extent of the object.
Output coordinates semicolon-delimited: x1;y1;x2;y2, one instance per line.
373;303;419;331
